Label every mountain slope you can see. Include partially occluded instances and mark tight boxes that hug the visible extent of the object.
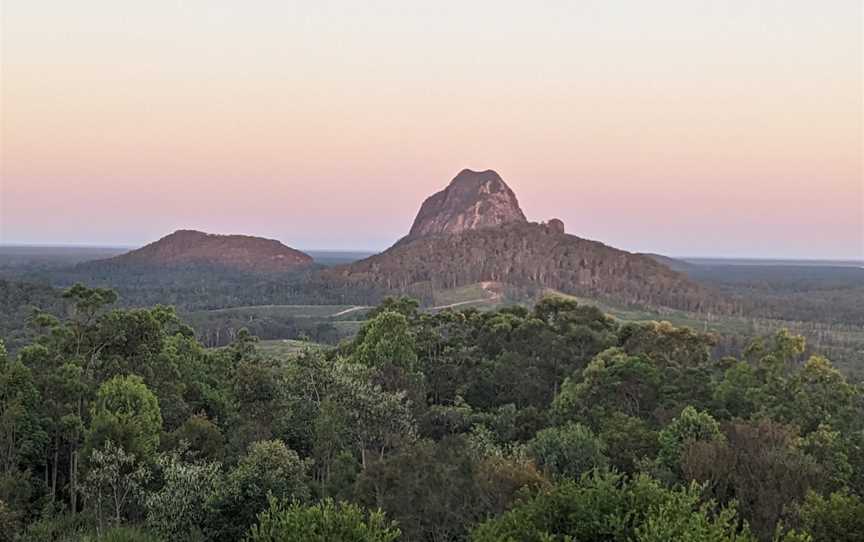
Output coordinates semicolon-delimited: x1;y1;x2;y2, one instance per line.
640;253;698;274
330;221;728;312
88;230;313;273
326;169;730;312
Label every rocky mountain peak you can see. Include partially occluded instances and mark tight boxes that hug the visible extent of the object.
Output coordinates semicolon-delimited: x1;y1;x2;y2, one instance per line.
407;169;527;238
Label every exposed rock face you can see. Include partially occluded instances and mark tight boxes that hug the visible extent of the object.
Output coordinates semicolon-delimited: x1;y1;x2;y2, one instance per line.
408;169;527;238
100;230;313;273
546;218;565;234
325;168;729;313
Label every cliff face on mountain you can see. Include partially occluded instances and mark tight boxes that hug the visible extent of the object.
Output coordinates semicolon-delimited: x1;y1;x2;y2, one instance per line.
326;169;729;312
407;169;527;239
91;230;313;273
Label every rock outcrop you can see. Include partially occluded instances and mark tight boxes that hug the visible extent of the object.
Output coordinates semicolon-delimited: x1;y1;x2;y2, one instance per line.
407;169;527;238
545;218;566;234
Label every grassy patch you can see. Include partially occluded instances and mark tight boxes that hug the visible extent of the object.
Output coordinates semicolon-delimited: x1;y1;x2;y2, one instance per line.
190;304;355;318
257;339;328;356
432;284;495;306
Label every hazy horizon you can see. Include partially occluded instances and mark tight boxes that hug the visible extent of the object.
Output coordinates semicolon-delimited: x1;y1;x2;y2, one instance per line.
2;1;862;259
2;239;863;265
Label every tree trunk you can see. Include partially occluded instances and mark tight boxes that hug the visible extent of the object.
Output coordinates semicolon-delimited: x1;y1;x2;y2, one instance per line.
114;486;122;524
71;396;84;514
70;447;78;514
51;435;59;502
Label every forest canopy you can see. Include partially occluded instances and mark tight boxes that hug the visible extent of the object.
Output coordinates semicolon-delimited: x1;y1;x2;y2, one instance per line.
2;286;863;541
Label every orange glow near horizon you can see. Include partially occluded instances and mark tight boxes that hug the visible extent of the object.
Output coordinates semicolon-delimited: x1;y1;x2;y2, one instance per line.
1;1;861;258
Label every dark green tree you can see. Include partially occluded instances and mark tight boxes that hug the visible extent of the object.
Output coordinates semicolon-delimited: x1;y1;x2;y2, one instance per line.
245;498;401;542
86;375;163;464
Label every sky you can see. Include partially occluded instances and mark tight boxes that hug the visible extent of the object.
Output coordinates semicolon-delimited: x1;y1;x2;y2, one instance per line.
1;1;862;259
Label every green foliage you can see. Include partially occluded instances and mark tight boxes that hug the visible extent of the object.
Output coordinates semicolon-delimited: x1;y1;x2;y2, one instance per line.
0;469;33;528
87;375;163;463
365;296;420;320
353;310;418;371
553;348;661;427
598;413;659;473
619;320;716;367
776;356;859;434
0;499;21;542
657;406;723;472
63;284;119;318
77;526;163;542
211;440;310;542
80;441;150;528
0;280;66;353
746;329;806;370
356;436;546;542
794;490;864;542
797;425;853;490
15;510;93;542
245;497;400;542
330;360;416;467
528;423;607;480
845;430;864;497
635;483;755;542
773;529;813;542
0;354;47;475
407;297;617;411
275;352;416;491
713;360;763;419
471;471;754;542
144;451;222;541
470;470;667;542
5;294;864;542
161;413;225;461
226;358;289;457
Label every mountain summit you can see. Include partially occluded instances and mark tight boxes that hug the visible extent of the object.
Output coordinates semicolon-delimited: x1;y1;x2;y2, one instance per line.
94;230;313;273
408;169;527;238
327;168;729;313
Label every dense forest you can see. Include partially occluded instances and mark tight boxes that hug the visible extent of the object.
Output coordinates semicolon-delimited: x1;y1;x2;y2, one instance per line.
0;247;375;315
326;222;732;313
2;284;863;541
683;264;864;326
0;280;66;353
22;264;342;311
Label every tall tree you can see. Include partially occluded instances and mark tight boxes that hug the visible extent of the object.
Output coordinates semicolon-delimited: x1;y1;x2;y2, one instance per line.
353;311;418;372
86;375;163;464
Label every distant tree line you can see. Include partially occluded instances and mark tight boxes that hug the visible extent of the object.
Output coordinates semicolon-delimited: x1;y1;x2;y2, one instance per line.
687;264;864;326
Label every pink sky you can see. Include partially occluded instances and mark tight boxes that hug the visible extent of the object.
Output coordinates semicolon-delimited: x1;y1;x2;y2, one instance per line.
1;1;862;258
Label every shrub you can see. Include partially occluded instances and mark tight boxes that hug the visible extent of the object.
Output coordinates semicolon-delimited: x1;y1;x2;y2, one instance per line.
245;498;400;542
79;526;163;542
527;423;607;479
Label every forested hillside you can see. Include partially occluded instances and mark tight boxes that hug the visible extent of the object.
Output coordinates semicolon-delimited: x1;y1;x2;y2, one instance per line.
2;286;862;541
86;230;313;273
326;221;731;313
